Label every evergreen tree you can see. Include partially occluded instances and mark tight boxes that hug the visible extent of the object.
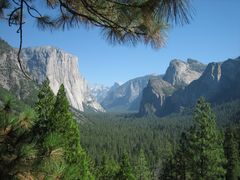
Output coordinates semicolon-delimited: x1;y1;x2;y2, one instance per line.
161;155;175;180
98;155;119;180
186;97;226;179
50;84;94;179
1;0;192;76
50;84;81;161
224;127;240;180
116;152;136;180
173;132;188;180
0;100;65;179
34;78;55;137
0;100;36;178
1;0;191;49
135;149;151;180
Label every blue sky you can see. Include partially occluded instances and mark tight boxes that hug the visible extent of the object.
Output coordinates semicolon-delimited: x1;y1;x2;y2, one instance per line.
1;0;240;86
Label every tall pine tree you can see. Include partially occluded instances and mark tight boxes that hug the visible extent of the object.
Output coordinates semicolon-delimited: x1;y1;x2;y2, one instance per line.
0;100;65;179
34;79;55;137
173;132;188;180
135;149;151;180
224;127;240;180
97;155;119;180
116;152;136;180
50;84;94;179
187;97;226;179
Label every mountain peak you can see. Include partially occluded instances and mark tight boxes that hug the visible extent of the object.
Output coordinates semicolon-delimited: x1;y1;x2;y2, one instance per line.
113;82;120;87
101;75;156;112
163;59;206;87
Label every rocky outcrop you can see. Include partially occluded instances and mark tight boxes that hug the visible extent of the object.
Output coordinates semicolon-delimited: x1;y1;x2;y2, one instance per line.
21;47;104;112
163;59;206;88
101;75;155;112
139;77;175;116
139;59;206;116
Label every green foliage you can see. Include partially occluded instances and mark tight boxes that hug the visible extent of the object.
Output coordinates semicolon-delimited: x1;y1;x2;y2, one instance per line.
1;1;192;49
34;79;55;137
0;81;95;179
1;82;240;179
0;101;65;179
116;152;136;180
97;155;120;180
0;86;29;112
224;127;240;180
162;97;226;180
162;132;188;180
187;97;226;179
50;84;81;160
49;84;94;179
135;149;151;180
38;131;66;179
80;112;191;168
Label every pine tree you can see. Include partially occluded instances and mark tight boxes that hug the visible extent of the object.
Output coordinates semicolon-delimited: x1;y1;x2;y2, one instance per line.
34;78;55;137
186;97;226;179
173;132;188;180
135;149;151;180
1;0;191;49
161;155;175;180
50;84;94;179
224;127;240;180
0;100;65;179
116;152;136;180
98;155;120;180
50;84;80;160
0;99;36;178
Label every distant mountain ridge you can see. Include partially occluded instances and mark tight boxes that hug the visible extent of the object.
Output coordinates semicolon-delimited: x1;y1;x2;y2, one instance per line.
100;59;206;112
139;57;240;117
101;75;156;112
90;84;110;103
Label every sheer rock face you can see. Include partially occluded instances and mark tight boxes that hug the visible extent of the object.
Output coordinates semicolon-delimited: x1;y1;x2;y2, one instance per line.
20;47;104;112
139;77;175;116
163;59;206;87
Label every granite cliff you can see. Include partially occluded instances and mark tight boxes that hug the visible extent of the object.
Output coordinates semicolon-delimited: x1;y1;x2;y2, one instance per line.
0;39;104;112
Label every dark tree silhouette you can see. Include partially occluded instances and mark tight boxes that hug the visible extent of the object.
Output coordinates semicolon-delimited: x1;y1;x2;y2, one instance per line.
0;0;192;76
